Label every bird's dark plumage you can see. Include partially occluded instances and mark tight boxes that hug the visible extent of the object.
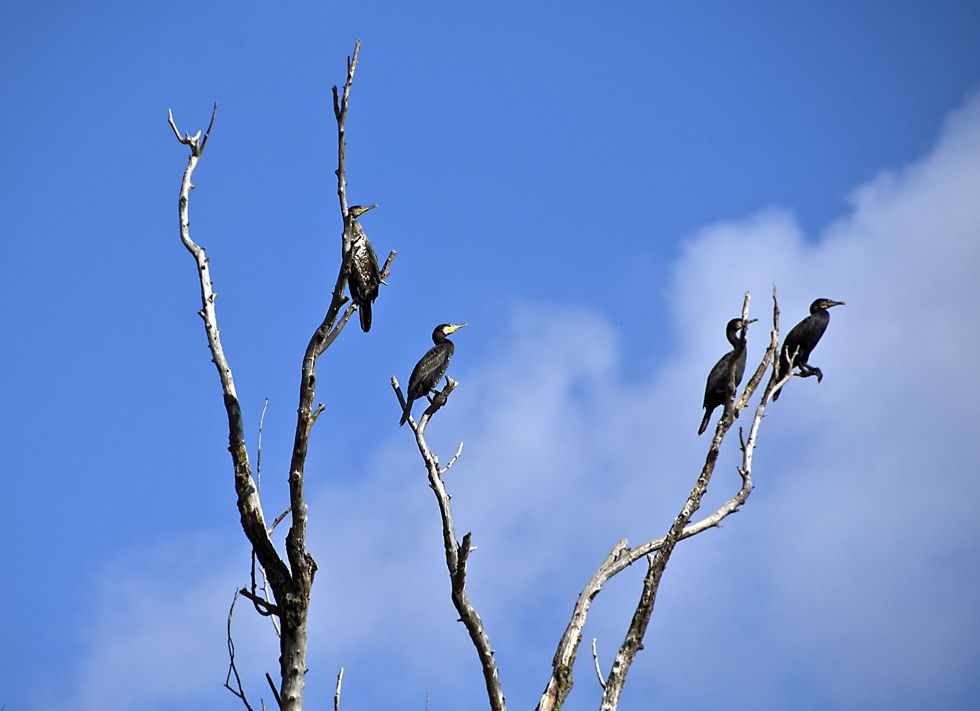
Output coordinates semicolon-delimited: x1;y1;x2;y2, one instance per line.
347;205;381;332
400;323;468;426
699;318;755;435
773;298;844;401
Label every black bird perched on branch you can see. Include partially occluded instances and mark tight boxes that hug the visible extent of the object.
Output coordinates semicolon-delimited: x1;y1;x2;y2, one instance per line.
699;317;756;435
400;323;468;426
348;204;382;332
773;298;845;401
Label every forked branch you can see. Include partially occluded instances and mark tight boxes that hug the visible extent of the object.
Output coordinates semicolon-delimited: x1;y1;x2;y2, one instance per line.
598;290;790;710
172;41;391;711
536;291;789;711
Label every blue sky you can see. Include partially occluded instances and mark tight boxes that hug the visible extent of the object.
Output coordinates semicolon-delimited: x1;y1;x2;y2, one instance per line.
2;1;979;710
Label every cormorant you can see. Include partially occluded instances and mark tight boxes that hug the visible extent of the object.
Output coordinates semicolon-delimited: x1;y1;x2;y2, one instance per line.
400;323;468;426
699;318;756;435
773;298;844;401
347;204;381;332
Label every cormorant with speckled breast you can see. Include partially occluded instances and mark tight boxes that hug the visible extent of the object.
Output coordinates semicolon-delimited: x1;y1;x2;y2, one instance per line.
400;323;468;426
699;317;756;435
773;298;844;401
348;204;382;332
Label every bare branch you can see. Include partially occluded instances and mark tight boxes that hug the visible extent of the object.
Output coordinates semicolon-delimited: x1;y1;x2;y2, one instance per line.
334;668;344;711
391;375;458;433
261;565;282;637
591;639;606;690
266;673;283;710
392;376;506;711
169;104;216;157
240;587;280;617
269;507;292;535
440;441;464;475
334;40;361;229
307;403;326;439
322;303;358;352
380;250;398;283
224;591;256;711
257;398;269;492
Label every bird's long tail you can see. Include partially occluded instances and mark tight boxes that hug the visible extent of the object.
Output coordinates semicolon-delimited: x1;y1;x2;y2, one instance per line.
358;302;372;333
698;408;712;435
399;399;412;426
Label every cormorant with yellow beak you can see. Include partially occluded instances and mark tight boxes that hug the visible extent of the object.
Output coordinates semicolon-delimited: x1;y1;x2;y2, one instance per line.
400;323;468;426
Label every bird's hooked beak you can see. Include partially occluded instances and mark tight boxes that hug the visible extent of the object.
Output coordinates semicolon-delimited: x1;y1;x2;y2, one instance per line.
825;300;845;308
445;323;468;334
741;318;759;327
350;204;378;218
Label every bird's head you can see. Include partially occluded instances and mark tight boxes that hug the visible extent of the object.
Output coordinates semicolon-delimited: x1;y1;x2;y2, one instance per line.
811;298;845;312
349;204;378;219
725;317;757;344
439;323;467;335
433;323;468;341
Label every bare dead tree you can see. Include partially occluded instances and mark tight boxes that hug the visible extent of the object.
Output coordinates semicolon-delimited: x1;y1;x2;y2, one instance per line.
170;41;394;711
394;289;796;711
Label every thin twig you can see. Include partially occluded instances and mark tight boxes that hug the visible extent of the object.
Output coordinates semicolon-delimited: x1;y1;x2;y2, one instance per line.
261;565;282;637
591;639;606;690
168;103;216;156
224;590;256;711
258;398;269;493
440;442;464;475
334;668;344;711
269;507;292;535
380;250;398;281
310;403;326;428
240;587;280;617
266;673;283;710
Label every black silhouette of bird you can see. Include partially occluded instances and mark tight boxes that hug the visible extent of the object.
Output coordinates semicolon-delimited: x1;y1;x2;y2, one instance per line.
400;323;468;426
347;204;381;332
699;317;756;435
773;298;844;401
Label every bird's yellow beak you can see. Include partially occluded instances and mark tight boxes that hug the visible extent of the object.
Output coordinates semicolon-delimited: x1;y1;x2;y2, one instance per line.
351;204;378;218
445;323;468;334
